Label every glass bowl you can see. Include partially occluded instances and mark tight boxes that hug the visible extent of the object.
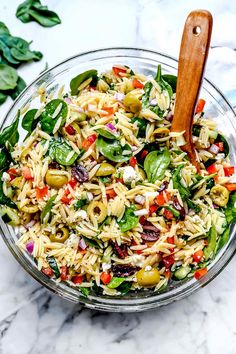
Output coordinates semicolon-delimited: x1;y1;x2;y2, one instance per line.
1;48;236;312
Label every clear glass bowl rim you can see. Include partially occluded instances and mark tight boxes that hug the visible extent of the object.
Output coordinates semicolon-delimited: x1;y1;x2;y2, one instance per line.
1;47;236;312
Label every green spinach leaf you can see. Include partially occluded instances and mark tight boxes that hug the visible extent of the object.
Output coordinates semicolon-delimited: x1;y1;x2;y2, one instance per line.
130;117;147;138
215;133;229;157
0;111;20;149
118;205;139;233
0;92;7;105
0;173;16;208
144;150;170;183
22;108;38;133
154;64;173;99
0;148;11;172
70;69;98;96
107;277;125;289
142;82;152;108
116;281;132;295
48;139;78;166
172;164;190;199
0;64;18;90
40;194;56;223
16;0;61;27
40;99;68;134
79;287;90;297
96;128;118;140
6;76;26;99
83;236;100;249
204;225;217;260
47;255;60;278
162;74;177;92
0;22;10;35
96;136;132;162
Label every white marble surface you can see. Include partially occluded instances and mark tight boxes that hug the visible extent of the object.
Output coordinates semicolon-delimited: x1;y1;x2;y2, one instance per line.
0;1;236;353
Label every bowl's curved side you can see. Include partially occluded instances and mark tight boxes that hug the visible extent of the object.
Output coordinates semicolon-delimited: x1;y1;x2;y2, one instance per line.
1;47;236;312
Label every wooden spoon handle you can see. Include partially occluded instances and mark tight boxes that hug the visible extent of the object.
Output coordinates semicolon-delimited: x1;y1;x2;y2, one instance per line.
171;10;213;143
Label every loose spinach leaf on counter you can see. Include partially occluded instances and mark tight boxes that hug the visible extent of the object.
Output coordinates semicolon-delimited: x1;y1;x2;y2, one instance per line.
47;256;60;278
144;150;170;183
0;92;7;105
16;0;61;27
22;108;38;133
70;69;98;96
40;99;68;134
0;21;10;35
96;136;132;162
0;64;18;90
7;76;26;99
0;111;20;149
118;205;139;233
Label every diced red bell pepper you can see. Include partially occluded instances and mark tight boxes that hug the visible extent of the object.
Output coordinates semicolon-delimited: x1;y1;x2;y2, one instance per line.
61;189;72;205
164;268;171;279
214;142;224;152
155;192;166;206
22;167;33;180
129;156;137;168
106;188;117;199
140;150;149;160
193;249;204;263
42;267;54;277
72;275;83;284
223;166;235;177
65;125;76;135
224;183;236;191
100;106;114;117
89;86;97;91
100;272;112;285
82;134;97;151
7;168;19;181
67;178;78;189
112;66;127;77
162;254;175;268
133;78;144;89
195;98;206;114
60;266;68;281
35;186;48;200
163;208;174;220
206;164;217;174
149;204;158;215
116;178;124;184
194;268;207;280
167;236;175;244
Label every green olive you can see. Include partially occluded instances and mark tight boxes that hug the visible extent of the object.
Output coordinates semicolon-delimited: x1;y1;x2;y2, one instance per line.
20;204;39;213
45;170;68;189
123;92;142;113
49;227;69;243
152;127;170;138
136;267;160;287
138;167;146;180
96;162;116;177
70;122;81;134
87;200;107;223
11;176;23;188
210;185;229;207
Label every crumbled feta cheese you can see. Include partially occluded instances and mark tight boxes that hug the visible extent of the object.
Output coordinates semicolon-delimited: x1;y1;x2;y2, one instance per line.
102;263;111;272
145;265;152;271
76;210;87;219
145;191;159;198
131;254;145;268
123;166;139;184
86;192;93;201
66;233;79;246
1;172;10;182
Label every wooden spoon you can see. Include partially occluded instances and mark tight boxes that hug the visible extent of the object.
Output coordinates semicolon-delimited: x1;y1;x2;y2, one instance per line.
171;10;213;171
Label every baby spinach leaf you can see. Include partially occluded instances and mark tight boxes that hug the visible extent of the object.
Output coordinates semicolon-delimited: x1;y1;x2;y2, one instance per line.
0;111;20;149
162;74;177;92
47;256;60;278
116;281;132;295
7;76;26;99
118;205;139;233
172;164;190;199
40;194;56;223
96;128;118;140
0;172;17;208
142;82;152;108
16;0;61;28
83;236;100;249
0;38;20;65
79;287;90;298
204;225;217;260
40;99;68;134
144;150;170;183
96;136;132;162
0;92;7;105
9;37;43;62
131;117;147;138
216;226;230;252
74;198;88;210
154;64;173;99
0;22;10;35
224;192;236;224
22;108;38;133
70;69;98;96
0;64;18;90
48;139;78;166
107;277;125;289
0;148;11;172
215;133;229;157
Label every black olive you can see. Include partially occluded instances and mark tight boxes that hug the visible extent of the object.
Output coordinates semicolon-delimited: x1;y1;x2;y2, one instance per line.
71;164;89;183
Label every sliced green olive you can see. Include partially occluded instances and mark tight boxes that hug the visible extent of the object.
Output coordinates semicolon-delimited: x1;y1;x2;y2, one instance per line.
136;267;160;287
96;162;116;176
210;185;229;207
70;122;81;134
45;170;68;189
152;127;170;138
87;200;107;223
123;92;142;113
49;227;69;243
20;204;39;213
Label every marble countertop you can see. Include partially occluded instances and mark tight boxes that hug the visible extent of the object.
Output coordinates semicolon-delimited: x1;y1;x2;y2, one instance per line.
0;1;236;353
